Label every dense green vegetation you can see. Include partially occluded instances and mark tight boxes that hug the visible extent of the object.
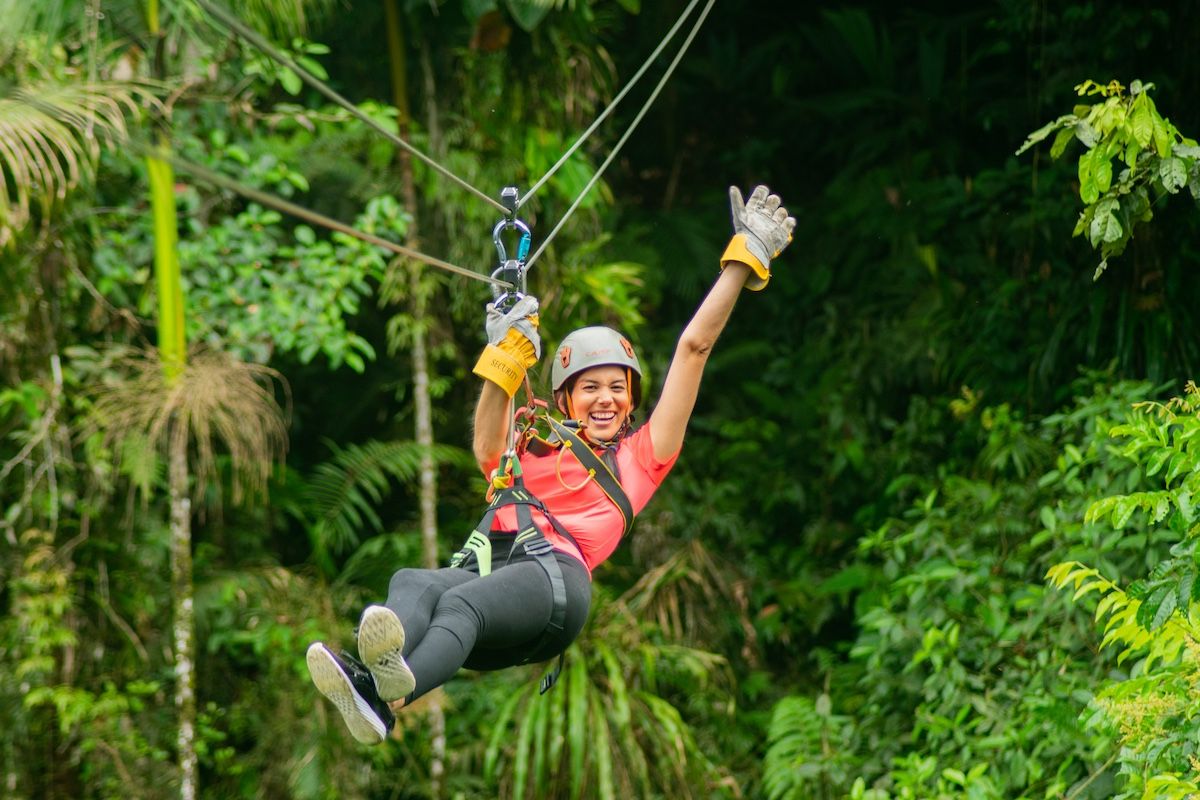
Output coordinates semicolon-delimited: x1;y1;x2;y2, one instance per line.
4;1;1200;798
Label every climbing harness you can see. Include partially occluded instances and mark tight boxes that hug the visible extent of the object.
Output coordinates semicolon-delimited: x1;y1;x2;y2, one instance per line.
448;411;637;693
526;417;633;539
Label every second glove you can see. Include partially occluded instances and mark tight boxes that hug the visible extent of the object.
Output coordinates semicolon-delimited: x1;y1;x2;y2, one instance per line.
721;184;796;291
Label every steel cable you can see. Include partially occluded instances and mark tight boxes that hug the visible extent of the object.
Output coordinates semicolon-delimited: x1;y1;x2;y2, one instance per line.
517;0;705;211
135;142;510;288
196;0;507;215
524;0;716;269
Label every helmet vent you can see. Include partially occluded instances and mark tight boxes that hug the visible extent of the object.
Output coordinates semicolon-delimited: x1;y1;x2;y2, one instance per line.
559;346;572;368
620;338;635;358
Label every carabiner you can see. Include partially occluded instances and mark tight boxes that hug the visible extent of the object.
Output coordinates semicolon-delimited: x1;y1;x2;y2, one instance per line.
490;186;533;311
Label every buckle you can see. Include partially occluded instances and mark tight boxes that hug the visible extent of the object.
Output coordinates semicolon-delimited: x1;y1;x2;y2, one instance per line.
523;538;553;557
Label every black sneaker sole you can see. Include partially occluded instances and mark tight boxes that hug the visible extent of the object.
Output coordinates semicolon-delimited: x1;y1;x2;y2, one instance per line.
306;642;388;745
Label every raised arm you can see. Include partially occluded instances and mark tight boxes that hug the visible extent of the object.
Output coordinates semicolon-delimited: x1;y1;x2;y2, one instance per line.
648;185;795;462
471;295;541;474
473;381;512;475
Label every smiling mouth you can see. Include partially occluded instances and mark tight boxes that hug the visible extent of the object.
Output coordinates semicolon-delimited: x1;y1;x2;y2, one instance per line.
589;412;617;424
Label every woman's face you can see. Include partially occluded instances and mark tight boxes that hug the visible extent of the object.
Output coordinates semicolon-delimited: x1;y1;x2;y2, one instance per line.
567;365;633;441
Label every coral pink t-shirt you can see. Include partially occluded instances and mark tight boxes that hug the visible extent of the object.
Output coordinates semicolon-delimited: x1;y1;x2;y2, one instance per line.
491;424;679;576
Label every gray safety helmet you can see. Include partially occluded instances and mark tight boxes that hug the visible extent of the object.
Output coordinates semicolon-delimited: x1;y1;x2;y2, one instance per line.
551;326;643;407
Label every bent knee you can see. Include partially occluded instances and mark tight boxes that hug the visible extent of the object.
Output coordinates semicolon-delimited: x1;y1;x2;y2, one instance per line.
435;587;487;629
388;567;443;598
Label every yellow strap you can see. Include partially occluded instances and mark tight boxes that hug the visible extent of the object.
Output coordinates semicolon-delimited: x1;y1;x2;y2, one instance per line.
555;440;596;491
472;343;525;397
720;233;770;291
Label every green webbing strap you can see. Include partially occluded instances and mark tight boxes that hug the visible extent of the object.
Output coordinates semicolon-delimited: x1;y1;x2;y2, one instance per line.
449;531;493;576
545;417;635;538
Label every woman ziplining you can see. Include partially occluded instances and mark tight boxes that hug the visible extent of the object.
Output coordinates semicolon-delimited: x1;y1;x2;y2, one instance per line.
305;183;796;744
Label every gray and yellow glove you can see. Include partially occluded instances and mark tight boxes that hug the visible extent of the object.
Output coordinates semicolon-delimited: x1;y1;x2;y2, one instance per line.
721;184;796;290
472;295;541;397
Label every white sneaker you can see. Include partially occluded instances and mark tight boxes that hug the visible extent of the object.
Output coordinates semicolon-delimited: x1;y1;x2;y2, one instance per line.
357;605;416;702
306;642;393;745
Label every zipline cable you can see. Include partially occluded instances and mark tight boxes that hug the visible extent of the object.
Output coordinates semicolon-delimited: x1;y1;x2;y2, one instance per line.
517;0;704;211
195;0;508;215
524;0;716;269
134;142;511;288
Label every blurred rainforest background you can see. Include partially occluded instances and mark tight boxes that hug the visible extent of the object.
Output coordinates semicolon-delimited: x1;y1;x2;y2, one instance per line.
4;1;1200;798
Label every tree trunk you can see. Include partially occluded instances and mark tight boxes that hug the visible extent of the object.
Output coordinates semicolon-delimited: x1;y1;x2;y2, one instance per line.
146;2;193;793
168;433;196;800
384;3;445;793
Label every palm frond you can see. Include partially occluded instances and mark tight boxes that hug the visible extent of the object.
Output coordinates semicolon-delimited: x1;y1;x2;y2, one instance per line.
307;439;474;556
622;538;755;655
88;346;290;504
481;594;739;799
0;79;154;246
761;696;831;800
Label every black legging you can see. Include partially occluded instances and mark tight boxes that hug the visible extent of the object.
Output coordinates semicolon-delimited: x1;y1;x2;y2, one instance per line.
384;536;591;701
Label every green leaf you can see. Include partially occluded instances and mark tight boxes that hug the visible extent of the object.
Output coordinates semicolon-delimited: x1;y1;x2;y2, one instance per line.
1132;100;1154;147
1153;494;1171;523
1153;114;1172;157
943;768;967;785
567;656;588;798
1123;140;1141;168
279;68;302;95
506;0;553;32
1146;447;1172;476
1166;451;1192;484
1160;156;1187;192
1094;155;1113;193
1089;202;1122;247
1136;585;1169;628
1150;586;1178;630
1078;150;1099;204
1017;114;1077;155
1177;489;1193;522
1039;505;1057;533
1178;572;1195;611
1112;497;1138;528
1050;126;1076;159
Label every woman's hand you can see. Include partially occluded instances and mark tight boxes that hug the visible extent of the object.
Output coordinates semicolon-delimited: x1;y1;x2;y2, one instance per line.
720;184;797;290
472;294;541;397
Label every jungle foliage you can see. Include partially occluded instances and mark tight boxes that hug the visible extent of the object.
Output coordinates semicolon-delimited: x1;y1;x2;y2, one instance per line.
4;1;1200;799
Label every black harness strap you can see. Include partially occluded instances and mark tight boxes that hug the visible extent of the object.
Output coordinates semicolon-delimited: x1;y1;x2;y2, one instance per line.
448;470;582;693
